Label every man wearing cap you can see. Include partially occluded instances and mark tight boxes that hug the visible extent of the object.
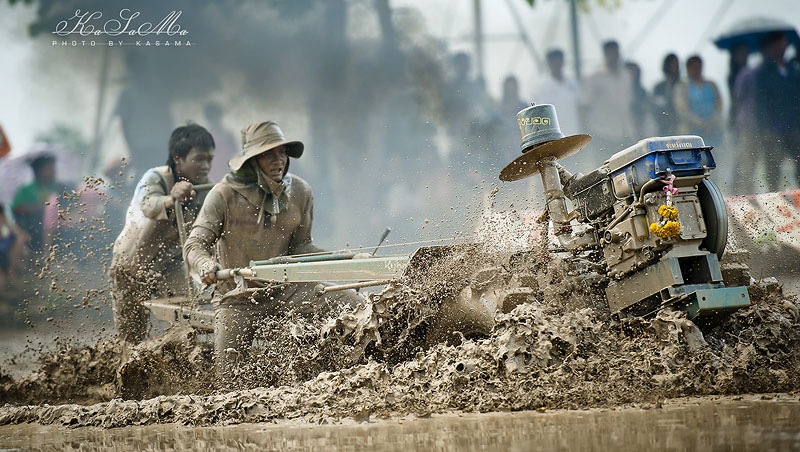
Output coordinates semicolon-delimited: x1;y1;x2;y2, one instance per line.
111;123;216;344
184;120;361;380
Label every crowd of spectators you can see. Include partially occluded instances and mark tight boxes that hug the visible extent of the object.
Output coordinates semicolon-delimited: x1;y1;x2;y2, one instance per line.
436;34;798;194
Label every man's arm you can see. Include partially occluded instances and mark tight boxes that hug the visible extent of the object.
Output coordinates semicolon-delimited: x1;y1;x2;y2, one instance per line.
138;171;173;221
138;170;196;221
184;188;225;283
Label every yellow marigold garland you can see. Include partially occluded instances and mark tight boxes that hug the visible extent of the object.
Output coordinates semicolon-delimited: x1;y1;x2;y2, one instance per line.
649;204;681;238
657;205;679;221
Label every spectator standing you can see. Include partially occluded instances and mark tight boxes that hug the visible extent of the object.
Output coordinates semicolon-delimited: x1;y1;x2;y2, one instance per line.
626;61;653;137
496;75;530;160
442;52;493;167
731;52;764;194
727;43;750;134
534;49;582;135
674;55;723;146
0;204;28;288
11;155;71;255
581;40;636;171
753;32;800;191
652;53;681;136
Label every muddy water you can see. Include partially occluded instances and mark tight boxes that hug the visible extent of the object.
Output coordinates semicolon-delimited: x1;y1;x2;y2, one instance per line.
0;396;798;451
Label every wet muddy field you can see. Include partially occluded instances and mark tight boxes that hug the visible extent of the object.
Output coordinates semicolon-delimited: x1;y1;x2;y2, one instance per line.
1;395;799;450
0;242;798;449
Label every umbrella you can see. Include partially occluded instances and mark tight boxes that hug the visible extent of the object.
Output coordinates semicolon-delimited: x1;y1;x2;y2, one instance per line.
0;144;83;205
713;16;800;53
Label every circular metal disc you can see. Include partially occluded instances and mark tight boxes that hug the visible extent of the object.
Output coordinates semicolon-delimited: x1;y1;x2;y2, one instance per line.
698;178;728;259
499;134;592;181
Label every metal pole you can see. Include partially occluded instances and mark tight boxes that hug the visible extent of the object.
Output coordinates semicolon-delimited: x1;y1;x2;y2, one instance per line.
473;0;485;82
569;0;582;81
174;204;195;297
372;228;391;256
175;182;215;296
315;280;393;296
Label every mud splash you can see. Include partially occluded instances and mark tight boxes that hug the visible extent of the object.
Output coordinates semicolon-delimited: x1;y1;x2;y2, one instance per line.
0;272;797;427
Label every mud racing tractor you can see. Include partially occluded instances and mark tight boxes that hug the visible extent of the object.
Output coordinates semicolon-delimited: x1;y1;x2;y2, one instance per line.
146;104;750;347
500;104;749;318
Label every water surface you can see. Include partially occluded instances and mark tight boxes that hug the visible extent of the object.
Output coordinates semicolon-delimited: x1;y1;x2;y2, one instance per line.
1;396;798;451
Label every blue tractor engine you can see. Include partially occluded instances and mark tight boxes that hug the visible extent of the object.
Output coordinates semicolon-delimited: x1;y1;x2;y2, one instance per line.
556;136;750;317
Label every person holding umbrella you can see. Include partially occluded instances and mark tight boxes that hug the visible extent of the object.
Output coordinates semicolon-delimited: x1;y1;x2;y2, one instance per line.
728;31;800;193
753;31;800;191
714;17;800;193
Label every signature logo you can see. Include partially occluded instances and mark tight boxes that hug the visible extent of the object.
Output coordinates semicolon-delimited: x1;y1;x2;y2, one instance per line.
53;9;188;37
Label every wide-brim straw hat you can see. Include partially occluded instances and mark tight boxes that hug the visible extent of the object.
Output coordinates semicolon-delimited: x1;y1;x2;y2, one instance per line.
499;104;591;181
229;120;304;172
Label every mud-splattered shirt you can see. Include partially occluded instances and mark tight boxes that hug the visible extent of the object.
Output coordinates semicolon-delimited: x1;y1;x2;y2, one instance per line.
111;166;210;277
184;170;322;281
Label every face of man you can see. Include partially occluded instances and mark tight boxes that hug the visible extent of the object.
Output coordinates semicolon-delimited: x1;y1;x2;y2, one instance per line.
174;147;214;184
687;60;702;80
256;146;288;183
666;58;679;78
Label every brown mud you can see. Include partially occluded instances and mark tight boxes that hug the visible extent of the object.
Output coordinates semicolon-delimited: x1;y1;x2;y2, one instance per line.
0;251;798;428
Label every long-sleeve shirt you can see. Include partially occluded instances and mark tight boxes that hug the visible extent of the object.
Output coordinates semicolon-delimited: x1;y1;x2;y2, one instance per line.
184;170;322;281
111;166;208;276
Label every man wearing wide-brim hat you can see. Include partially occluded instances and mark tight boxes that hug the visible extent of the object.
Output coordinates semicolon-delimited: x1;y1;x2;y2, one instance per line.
184;120;361;381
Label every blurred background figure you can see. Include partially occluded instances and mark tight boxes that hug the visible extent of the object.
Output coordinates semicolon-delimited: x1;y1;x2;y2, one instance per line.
674;55;723;147
0;203;28;289
725;27;800;194
495;75;529;158
652;53;681;136
754;31;800;191
626;61;654;137
534;48;583;174
204;102;239;182
581;40;635;171
113;52;176;179
726;43;751;135
11;154;72;256
534;49;582;135
442;52;494;169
